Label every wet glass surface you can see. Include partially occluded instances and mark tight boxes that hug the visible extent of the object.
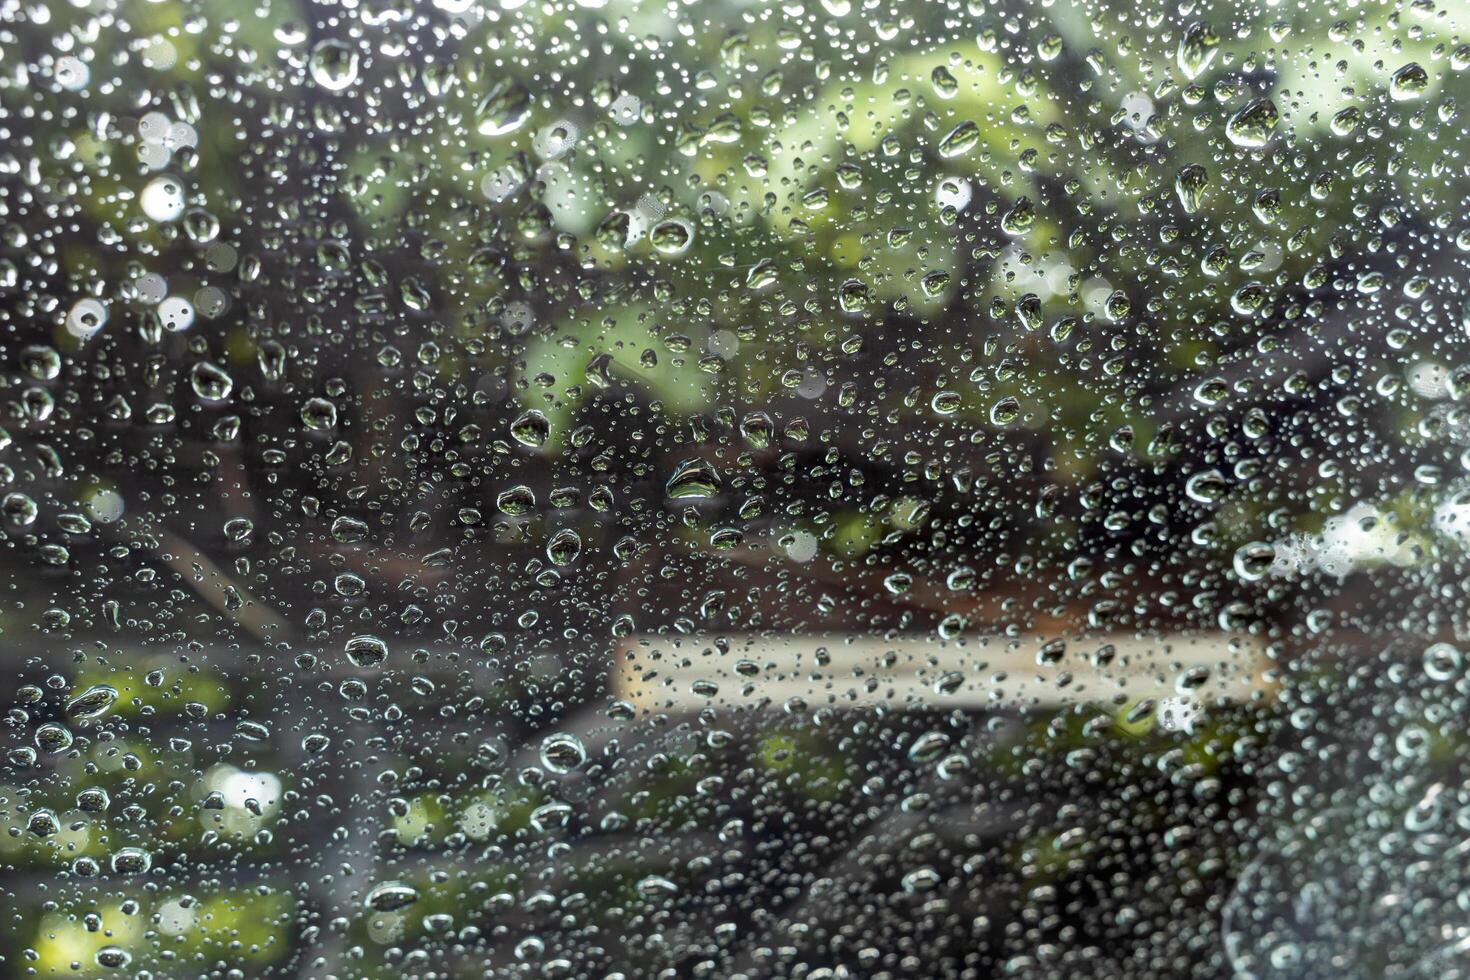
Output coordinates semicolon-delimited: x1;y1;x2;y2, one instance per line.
2;0;1470;977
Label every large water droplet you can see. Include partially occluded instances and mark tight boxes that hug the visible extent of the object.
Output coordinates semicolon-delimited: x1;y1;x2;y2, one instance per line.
309;39;359;91
66;684;118;719
546;528;582;565
539;732;587;773
1176;22;1220;80
1225;97;1279;148
666;457;722;499
937;120;979;158
300;397;338;431
1232;541;1276;581
475;78;533;136
365;880;420;912
1389;62;1429;101
190;361;233;401
510;409;550;447
345;635;389;669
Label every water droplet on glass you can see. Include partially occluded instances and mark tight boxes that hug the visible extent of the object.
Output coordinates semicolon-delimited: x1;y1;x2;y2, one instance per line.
1389;62;1429;101
539;733;587;773
1225;97;1279;148
667;458;722;499
300;397;338;431
476;78;533;136
365;880;420;912
345;635;389;669
1177;22;1220;80
190;361;233;401
937;120;979;158
309;39;359;91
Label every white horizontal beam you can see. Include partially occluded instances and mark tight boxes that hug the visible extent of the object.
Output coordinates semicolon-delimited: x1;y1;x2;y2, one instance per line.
613;632;1272;714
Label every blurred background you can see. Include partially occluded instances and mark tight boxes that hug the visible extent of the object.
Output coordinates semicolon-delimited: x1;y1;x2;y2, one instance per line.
2;0;1470;976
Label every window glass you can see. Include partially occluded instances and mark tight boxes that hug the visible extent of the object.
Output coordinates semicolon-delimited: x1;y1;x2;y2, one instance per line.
1;0;1468;977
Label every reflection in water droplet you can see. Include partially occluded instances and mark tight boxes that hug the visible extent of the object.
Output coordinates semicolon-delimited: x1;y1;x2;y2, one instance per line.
1225;97;1279;148
309;39;359;91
